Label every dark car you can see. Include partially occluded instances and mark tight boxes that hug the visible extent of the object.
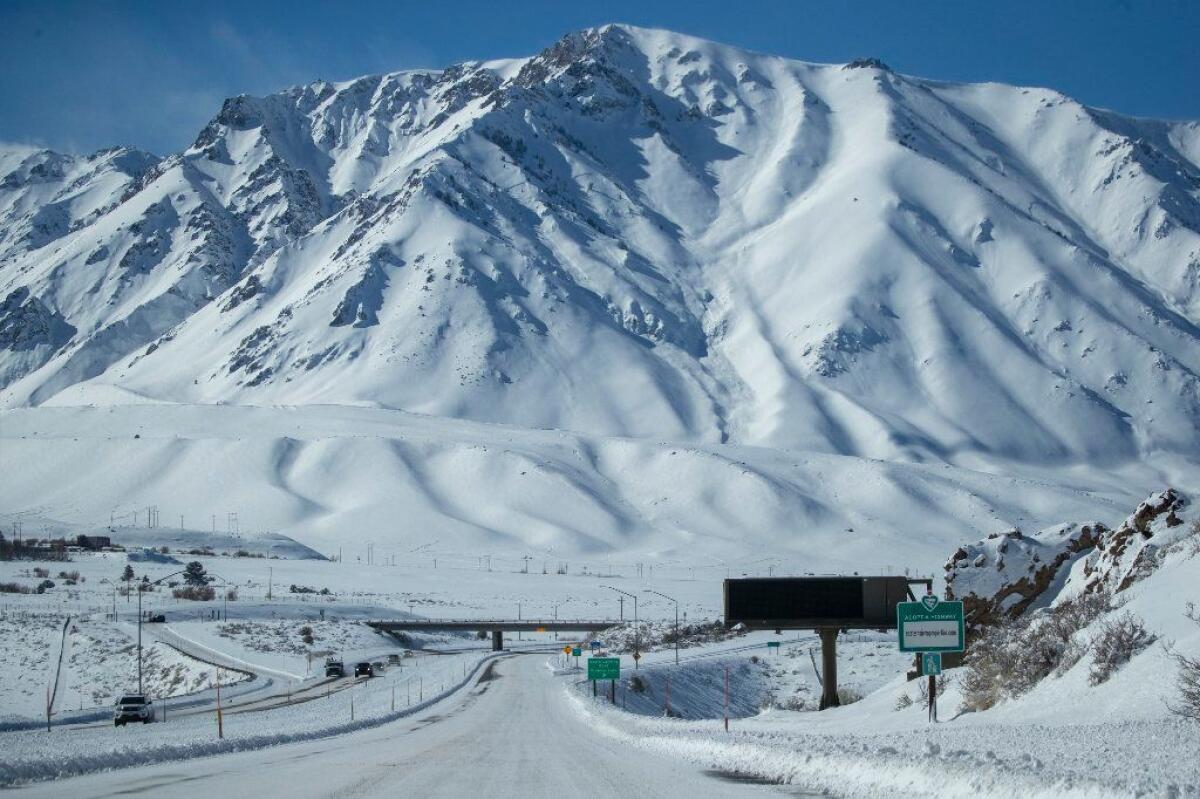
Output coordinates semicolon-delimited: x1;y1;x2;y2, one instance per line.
354;661;373;678
325;660;345;678
147;613;166;623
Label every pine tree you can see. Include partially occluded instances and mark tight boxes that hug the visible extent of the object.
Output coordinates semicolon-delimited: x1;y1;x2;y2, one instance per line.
121;564;134;583
183;560;209;587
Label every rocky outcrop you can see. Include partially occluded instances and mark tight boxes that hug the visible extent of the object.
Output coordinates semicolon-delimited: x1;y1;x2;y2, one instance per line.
946;490;1192;635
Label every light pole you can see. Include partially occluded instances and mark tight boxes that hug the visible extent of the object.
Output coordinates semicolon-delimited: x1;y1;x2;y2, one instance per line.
99;578;117;621
601;586;638;668
137;569;185;695
645;589;679;665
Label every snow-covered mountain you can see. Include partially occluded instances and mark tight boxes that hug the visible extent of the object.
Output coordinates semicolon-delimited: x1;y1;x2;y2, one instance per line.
3;25;1199;491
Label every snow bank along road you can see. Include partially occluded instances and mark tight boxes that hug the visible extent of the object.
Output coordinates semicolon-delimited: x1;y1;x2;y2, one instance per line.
9;655;783;798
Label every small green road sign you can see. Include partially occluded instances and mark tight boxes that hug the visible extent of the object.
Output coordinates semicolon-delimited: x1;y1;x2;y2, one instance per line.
897;596;965;653
766;641;781;650
921;652;943;676
588;657;620;680
572;647;582;657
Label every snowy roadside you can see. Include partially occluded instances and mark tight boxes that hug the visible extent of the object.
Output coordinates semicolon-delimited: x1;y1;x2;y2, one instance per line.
0;650;500;786
563;684;1200;797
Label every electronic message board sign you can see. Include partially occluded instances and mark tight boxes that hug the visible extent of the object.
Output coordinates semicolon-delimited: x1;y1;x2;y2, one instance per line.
723;576;912;630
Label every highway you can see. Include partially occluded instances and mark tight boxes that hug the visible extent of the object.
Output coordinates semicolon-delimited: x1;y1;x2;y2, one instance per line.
12;655;786;798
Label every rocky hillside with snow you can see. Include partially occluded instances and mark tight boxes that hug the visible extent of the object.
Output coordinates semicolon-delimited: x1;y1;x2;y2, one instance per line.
2;24;1198;469
946;489;1197;633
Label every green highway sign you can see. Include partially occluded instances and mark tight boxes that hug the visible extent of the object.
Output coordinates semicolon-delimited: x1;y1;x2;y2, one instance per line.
766;641;781;650
587;657;620;680
921;652;943;676
897;596;965;653
572;647;582;657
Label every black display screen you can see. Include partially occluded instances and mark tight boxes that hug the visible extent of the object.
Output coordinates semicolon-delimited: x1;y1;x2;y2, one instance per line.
725;578;865;625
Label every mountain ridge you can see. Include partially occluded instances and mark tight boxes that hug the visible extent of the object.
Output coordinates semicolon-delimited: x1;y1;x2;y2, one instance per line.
2;24;1199;471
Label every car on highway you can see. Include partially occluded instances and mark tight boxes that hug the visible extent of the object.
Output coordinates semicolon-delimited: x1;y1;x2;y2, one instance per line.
387;653;401;666
113;695;155;726
354;661;373;678
325;659;345;678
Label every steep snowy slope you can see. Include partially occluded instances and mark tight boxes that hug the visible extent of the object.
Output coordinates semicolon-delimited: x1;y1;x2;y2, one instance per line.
2;25;1198;469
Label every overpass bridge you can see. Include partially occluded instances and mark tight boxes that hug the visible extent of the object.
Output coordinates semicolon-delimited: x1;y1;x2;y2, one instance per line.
365;619;622;651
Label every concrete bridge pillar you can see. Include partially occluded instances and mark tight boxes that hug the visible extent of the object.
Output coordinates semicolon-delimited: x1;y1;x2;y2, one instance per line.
492;630;503;651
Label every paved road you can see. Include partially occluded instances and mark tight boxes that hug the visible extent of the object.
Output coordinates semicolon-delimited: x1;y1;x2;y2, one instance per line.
13;656;785;798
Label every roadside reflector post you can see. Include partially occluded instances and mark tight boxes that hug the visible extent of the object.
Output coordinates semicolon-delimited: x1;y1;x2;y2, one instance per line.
610;679;615;705
665;676;671;717
723;665;729;732
593;679;597;698
215;668;224;739
818;627;840;710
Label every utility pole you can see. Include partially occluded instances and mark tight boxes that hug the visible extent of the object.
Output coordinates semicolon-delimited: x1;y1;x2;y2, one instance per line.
267;567;273;601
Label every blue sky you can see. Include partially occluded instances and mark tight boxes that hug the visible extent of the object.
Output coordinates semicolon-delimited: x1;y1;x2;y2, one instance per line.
2;0;1197;155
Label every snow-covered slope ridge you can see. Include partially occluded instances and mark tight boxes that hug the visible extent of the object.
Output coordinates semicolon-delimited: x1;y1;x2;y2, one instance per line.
946;489;1196;631
2;25;1199;465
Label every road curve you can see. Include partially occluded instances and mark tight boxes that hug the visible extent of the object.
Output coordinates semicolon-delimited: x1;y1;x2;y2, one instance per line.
12;655;783;798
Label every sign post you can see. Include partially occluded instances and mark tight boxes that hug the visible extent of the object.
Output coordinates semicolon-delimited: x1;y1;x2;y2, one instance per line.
897;596;963;723
588;656;620;703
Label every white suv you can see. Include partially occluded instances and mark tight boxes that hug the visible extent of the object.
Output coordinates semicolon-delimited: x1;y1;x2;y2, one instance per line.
114;695;155;726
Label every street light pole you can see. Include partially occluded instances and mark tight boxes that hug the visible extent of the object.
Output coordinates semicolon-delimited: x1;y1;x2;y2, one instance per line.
645;590;679;665
136;569;185;695
601;586;639;668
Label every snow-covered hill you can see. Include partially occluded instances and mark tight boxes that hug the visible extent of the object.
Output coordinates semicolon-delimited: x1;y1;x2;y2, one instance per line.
2;25;1199;558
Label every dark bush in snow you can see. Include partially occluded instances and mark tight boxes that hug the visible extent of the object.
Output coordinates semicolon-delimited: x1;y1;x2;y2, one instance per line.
1089;612;1156;685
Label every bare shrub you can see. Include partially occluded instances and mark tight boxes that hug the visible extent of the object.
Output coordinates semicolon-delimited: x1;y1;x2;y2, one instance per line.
172;584;215;601
32;567;49;578
779;695;807;711
961;621;1021;711
1088;612;1156;686
1168;603;1200;721
962;590;1113;710
837;687;863;705
894;692;913;710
